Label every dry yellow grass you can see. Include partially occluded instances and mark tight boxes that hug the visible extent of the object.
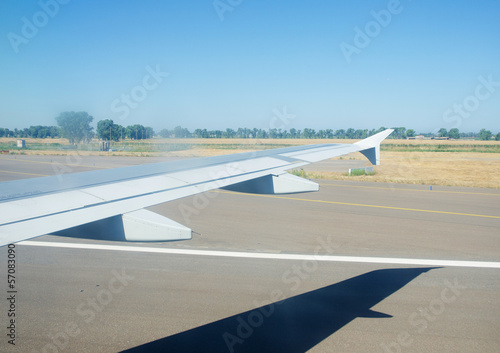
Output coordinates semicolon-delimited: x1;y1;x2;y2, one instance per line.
0;137;69;145
314;151;500;189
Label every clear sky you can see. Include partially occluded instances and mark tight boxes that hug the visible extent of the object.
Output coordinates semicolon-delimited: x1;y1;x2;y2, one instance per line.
1;0;499;134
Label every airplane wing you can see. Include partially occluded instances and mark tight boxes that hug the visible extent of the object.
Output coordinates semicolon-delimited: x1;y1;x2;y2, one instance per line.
0;129;393;246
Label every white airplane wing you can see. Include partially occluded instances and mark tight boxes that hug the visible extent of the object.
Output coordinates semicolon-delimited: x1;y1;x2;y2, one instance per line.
0;129;393;246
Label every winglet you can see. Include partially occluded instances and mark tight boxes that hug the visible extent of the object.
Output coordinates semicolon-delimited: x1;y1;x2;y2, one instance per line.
354;129;394;165
354;129;394;149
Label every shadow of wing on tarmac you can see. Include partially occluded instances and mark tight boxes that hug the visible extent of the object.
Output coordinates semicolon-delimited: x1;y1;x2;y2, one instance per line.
122;267;437;353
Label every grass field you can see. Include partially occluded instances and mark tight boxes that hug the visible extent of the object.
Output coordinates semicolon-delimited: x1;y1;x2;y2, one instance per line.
306;151;500;189
1;137;499;188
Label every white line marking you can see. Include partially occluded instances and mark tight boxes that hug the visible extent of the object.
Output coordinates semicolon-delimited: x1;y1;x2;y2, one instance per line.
19;241;500;269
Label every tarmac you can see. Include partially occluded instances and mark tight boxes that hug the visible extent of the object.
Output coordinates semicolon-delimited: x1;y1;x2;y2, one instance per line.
0;154;499;352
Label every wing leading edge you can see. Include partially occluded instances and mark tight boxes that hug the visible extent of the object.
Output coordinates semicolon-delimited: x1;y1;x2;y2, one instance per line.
0;129;393;246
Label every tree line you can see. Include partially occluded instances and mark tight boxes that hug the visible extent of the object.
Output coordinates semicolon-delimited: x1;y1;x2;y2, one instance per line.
0;126;61;139
96;119;154;142
0;112;155;144
141;126;500;141
1;111;499;142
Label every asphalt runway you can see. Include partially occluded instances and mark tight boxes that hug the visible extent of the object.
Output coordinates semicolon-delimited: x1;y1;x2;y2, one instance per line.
1;154;499;352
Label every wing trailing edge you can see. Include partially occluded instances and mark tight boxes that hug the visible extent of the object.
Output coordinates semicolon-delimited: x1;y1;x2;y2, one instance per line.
222;173;319;194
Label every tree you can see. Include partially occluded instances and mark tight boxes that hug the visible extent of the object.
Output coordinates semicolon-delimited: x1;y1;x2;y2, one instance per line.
126;124;145;140
448;128;460;139
345;128;355;139
173;126;190;138
212;130;223;138
193;129;203;138
49;126;60;138
252;128;259;138
334;129;345;138
256;129;267;139
437;128;448;137
406;129;416;138
159;128;171;138
97;119;123;142
391;127;407;139
353;129;366;139
302;128;316;139
225;128;236;138
145;127;155;139
56;111;93;144
495;132;500;141
478;129;492;140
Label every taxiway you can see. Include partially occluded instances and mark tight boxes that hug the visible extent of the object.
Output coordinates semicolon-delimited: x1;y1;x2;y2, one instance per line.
0;154;499;352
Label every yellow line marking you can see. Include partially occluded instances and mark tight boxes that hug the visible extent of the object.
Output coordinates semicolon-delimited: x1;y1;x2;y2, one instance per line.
214;190;500;219
0;156;107;169
319;182;500;196
0;169;48;177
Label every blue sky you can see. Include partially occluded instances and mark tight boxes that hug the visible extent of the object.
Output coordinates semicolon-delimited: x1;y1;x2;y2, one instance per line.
1;0;499;134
